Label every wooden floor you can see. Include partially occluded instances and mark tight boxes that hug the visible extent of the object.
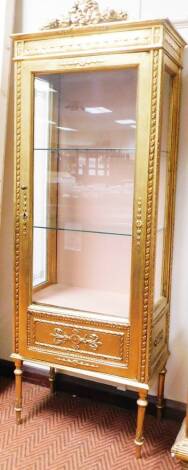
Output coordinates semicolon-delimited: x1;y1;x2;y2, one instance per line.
0;378;181;470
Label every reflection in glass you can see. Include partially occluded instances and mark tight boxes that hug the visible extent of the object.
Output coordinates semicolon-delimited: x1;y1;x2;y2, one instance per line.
32;70;138;318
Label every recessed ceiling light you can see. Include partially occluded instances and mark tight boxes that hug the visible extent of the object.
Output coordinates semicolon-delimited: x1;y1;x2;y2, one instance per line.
57;126;78;132
85;107;112;114
115;119;136;125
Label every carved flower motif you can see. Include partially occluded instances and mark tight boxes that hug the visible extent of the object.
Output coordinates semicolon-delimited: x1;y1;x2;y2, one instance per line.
51;327;102;351
42;0;127;30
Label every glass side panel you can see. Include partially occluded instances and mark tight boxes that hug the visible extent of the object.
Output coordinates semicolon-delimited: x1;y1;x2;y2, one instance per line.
32;69;138;319
33;78;49;287
154;71;172;304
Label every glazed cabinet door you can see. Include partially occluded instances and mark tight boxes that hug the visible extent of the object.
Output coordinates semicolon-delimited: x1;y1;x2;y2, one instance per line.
16;51;152;378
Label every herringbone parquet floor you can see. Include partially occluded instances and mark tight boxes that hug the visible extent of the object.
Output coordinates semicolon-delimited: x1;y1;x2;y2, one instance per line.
0;378;181;470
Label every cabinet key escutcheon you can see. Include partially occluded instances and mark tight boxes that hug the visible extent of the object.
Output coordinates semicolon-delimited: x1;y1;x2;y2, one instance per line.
20;185;28;230
22;211;28;221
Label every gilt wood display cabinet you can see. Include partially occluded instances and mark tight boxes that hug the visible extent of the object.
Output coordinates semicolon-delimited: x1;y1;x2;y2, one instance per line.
12;13;186;458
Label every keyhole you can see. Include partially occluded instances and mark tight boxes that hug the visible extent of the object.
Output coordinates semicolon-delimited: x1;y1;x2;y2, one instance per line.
22;211;28;220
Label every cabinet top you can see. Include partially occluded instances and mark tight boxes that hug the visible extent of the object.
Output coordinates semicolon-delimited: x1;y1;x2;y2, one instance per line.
12;18;186;66
12;18;185;43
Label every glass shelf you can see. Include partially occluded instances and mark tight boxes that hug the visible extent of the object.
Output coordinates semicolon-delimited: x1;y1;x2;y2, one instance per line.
34;147;136;151
33;225;132;237
33;226;164;236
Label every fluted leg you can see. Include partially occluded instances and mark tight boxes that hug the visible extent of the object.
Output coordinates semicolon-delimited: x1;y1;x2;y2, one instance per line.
14;359;23;425
135;390;148;459
49;367;55;393
156;367;167;420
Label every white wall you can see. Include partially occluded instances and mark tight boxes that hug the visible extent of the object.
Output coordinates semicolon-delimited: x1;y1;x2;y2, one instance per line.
20;0;140;31
0;0;188;403
0;0;15;222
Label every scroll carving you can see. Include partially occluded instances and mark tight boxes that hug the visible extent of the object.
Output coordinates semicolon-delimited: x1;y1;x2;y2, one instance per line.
42;0;127;30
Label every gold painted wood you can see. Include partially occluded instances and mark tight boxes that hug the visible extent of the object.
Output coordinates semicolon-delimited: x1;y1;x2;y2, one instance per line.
49;367;56;393
150;305;168;377
135;390;148;458
26;308;130;377
156;367;167;420
33;78;58;293
12;18;186;458
12;19;185;69
14;358;23;424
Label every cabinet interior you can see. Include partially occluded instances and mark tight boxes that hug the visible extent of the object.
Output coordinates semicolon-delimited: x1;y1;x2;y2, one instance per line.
32;69;138;319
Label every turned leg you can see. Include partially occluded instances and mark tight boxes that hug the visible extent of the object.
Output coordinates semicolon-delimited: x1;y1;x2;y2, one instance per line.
156;367;167;420
135;390;148;459
49;367;56;393
14;359;23;425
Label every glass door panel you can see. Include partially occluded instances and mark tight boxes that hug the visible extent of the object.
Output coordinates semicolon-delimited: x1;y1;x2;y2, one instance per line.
32;69;138;319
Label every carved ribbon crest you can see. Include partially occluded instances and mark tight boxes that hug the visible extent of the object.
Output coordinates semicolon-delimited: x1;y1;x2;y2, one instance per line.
51;327;102;351
42;0;127;30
